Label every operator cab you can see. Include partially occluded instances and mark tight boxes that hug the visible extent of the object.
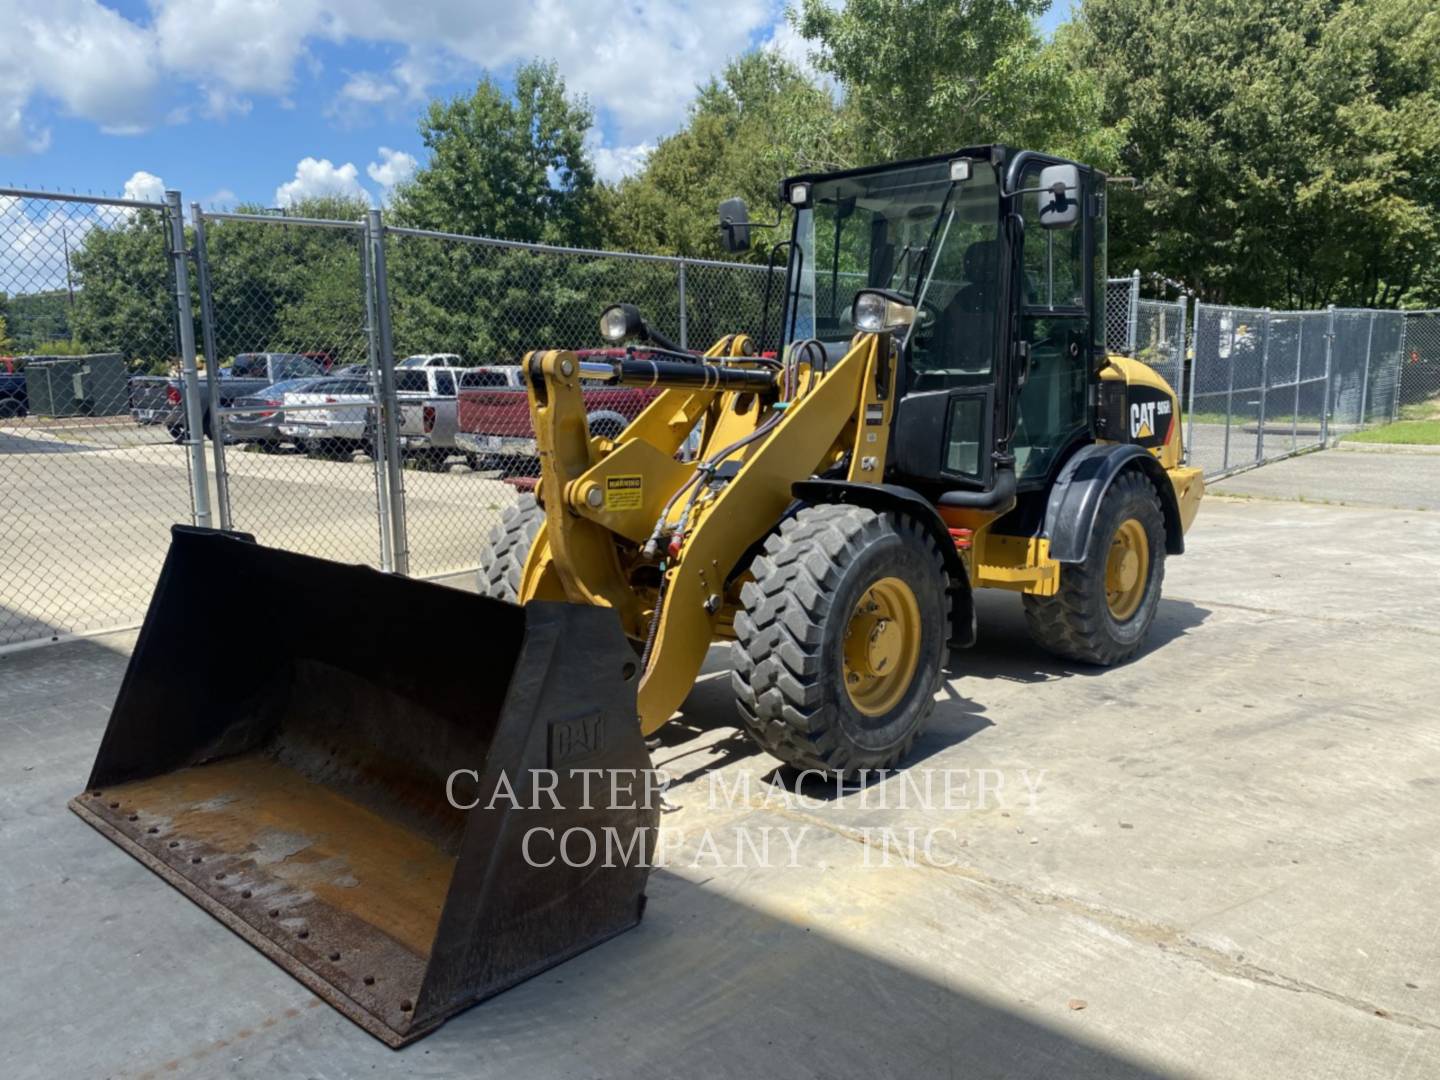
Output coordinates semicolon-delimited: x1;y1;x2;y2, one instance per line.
723;145;1107;503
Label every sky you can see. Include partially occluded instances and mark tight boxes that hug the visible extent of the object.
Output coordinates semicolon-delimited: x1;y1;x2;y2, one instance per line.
1;1;1075;211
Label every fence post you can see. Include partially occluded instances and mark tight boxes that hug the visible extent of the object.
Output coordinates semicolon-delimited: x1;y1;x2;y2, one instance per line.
189;205;231;531
1357;310;1376;429
1320;304;1336;444
1127;269;1140;354
165;190;212;529
1177;295;1189;463
677;258;688;350
360;214;395;573
368;208;409;575
1221;309;1237;471
1393;314;1413;423
1254;308;1270;465
1186;299;1198;464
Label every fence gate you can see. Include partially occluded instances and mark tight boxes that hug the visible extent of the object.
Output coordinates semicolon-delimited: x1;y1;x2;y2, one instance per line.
192;207;392;571
0;188;203;647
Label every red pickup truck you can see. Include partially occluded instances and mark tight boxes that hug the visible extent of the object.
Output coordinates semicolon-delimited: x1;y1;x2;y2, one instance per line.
455;350;662;471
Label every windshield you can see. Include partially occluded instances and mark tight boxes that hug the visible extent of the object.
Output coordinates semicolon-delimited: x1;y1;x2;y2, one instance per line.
272;355;323;379
790;159;1001;380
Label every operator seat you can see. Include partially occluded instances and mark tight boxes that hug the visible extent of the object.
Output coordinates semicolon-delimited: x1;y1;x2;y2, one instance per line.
939;239;1000;374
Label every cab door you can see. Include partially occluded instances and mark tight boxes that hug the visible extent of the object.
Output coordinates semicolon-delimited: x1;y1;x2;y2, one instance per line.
1012;161;1097;486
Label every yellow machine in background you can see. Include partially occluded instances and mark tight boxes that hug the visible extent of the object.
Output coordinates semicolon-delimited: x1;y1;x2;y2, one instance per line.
480;144;1204;773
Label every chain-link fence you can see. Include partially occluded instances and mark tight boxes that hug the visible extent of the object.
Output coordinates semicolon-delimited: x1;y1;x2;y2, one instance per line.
0;188;203;647
1105;271;1140;354
2;182;1429;649
192;207;396;572
1186;304;1406;476
378;225;776;580
1400;311;1440;413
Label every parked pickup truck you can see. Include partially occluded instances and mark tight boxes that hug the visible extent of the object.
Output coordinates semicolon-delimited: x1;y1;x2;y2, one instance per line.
454;351;660;471
392;367;467;467
130;352;326;441
0;361;26;418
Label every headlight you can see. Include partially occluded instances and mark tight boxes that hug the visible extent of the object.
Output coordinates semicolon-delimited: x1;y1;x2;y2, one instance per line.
852;290;917;334
599;303;645;343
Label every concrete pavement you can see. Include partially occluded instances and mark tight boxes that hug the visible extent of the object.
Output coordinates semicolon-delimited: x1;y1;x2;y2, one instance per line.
2;449;1438;1078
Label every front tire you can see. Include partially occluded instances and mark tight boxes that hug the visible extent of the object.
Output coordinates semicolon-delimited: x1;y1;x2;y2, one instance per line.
1023;469;1166;666
733;504;948;776
476;494;544;601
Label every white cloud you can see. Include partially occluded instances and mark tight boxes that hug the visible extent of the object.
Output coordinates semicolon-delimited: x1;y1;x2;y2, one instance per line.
366;146;417;190
275;156;367;207
2;1;798;170
0;194;99;294
24;0;161;132
151;0;336;100
121;170;167;204
589;141;654;184
340;72;400;106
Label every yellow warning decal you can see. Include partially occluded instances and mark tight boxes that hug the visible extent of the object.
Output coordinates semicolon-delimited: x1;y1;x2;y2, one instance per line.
605;474;643;511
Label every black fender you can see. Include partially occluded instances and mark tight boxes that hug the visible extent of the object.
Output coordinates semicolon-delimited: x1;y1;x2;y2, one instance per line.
791;479;975;648
1043;444;1184;563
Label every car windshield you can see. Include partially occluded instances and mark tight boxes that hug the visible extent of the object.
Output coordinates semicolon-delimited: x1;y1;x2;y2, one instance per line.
790;158;1002;375
272;355;323;379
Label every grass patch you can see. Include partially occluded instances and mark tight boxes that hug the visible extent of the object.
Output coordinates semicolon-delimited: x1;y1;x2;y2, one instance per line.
1399;396;1440;422
1343;420;1440;445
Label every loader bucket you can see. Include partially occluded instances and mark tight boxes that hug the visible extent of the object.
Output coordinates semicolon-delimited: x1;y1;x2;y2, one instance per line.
70;526;659;1047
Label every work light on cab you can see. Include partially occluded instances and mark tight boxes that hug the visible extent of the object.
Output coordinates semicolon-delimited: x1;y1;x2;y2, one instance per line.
852;289;917;334
599;303;646;344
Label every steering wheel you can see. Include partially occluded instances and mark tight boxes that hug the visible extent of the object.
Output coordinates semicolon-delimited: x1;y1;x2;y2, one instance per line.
908;296;944;347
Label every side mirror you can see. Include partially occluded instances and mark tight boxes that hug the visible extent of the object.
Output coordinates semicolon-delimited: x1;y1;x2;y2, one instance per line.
718;197;751;253
1036;164;1080;229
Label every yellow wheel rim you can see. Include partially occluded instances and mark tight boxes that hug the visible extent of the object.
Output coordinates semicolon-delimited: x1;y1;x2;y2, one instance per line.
842;577;922;717
1105;518;1150;621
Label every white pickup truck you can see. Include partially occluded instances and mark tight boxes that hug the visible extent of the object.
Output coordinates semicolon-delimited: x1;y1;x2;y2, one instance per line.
393;366;469;467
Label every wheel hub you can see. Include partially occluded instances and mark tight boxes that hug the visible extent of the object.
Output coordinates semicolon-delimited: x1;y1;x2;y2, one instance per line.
843;577;922;717
1105;518;1150;621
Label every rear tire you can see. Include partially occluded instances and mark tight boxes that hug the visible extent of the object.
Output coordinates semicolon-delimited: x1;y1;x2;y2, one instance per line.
733;504;948;776
476;494;544;602
1022;469;1166;666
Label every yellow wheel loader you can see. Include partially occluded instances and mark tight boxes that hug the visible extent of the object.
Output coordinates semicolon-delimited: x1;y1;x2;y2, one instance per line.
72;145;1202;1046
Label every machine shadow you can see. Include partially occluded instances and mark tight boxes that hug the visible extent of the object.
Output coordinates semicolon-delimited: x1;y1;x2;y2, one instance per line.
651;590;1208;792
416;866;1182;1080
954;590;1212;686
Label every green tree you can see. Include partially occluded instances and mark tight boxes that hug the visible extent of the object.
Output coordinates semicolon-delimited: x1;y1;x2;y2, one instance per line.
792;0;1113;164
201;195;371;365
605;50;851;261
391;60;600;246
1068;0;1440;307
68;209;179;367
